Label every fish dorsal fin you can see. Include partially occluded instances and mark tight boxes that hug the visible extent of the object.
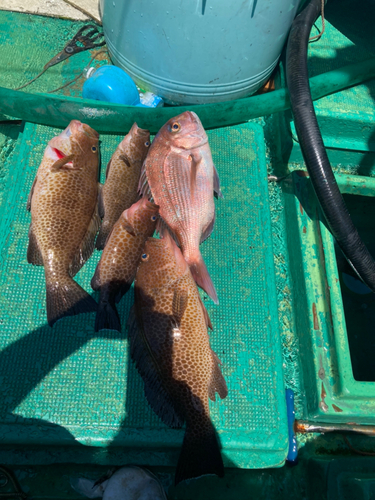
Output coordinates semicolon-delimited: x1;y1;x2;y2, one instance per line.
50;154;75;171
127;304;185;428
98;183;105;219
198;294;213;330
27;177;37;211
213;164;223;199
200;211;215;244
69;203;101;277
27;223;43;266
172;289;188;325
208;350;228;402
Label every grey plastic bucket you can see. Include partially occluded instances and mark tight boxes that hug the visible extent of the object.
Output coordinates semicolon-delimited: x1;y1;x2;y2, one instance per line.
100;0;303;105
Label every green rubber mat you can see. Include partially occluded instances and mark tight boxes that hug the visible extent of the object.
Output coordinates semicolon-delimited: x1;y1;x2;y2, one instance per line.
0;121;287;468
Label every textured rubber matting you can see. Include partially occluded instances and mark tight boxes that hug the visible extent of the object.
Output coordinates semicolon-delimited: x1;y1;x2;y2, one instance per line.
0;121;287;468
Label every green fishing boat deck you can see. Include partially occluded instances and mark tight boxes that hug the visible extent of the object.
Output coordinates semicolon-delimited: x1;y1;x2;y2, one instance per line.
1;0;375;497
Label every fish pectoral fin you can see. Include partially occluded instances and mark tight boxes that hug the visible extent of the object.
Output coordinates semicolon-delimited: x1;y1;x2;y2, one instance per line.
190;152;202;201
127;305;185;428
119;154;131;167
98;182;105;219
70;203;101;277
27;223;43;266
167;151;201;201
198;295;213;330
213;164;223;199
120;217;136;237
50;154;75;171
172;289;189;325
200;211;216;244
27;177;37;211
208;350;228;402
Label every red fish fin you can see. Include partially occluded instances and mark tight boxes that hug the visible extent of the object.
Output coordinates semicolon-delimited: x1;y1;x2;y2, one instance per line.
27;223;43;266
91;261;101;291
200;211;216;244
70;205;101;276
46;276;97;327
190;154;201;201
188;253;219;304
198;295;213;330
138;163;152;199
127;305;184;428
172;289;188;324
98;183;104;219
208;351;228;401
95;298;121;333
27;177;37;211
213;164;223;199
175;420;224;486
50;154;75;171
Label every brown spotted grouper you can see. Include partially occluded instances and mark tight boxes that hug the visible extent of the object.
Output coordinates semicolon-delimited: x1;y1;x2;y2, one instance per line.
27;120;100;327
128;232;227;485
92;198;159;332
96;123;150;250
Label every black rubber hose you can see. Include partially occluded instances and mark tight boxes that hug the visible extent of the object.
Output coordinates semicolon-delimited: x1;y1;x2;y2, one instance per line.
286;0;375;292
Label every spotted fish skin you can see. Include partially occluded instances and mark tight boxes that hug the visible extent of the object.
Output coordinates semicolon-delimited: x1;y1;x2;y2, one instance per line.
92;198;159;332
27;120;100;327
139;111;222;304
128;232;227;485
96;123;150;250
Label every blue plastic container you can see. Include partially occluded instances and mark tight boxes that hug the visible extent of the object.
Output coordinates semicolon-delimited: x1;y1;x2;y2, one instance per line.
82;65;141;105
99;0;303;105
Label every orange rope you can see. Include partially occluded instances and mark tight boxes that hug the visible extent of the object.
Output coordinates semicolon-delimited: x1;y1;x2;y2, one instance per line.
309;0;325;42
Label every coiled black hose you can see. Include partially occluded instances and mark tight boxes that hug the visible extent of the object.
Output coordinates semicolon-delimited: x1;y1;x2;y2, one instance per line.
286;0;375;292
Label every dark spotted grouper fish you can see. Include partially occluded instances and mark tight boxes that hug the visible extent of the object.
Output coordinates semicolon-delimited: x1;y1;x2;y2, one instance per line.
27;120;100;326
128;232;227;485
91;198;159;332
139;111;222;304
96;123;150;250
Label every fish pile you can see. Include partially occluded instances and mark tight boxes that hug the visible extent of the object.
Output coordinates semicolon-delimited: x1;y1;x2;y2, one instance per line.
27;112;227;485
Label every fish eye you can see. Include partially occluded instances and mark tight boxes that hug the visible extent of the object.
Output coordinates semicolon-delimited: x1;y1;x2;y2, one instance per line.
151;215;157;221
171;122;181;132
141;253;149;261
91;146;97;153
145;141;150;147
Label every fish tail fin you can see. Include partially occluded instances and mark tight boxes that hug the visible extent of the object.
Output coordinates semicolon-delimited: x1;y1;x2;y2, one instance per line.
96;221;111;250
95;299;121;333
46;276;97;327
175;421;224;486
188;251;219;304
